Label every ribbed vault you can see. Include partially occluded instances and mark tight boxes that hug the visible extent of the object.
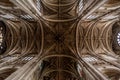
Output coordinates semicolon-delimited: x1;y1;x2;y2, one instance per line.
0;0;119;80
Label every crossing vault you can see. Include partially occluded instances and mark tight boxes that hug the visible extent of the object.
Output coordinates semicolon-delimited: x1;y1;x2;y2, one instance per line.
0;0;120;80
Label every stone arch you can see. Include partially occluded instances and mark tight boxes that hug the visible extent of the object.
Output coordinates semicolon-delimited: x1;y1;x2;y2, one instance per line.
0;66;17;80
102;67;120;80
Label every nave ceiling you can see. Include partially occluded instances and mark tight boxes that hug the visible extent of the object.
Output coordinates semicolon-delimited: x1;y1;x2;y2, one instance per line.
0;0;120;80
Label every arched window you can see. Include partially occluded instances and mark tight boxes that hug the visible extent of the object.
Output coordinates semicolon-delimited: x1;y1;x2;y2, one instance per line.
0;21;6;54
0;27;3;47
117;32;120;46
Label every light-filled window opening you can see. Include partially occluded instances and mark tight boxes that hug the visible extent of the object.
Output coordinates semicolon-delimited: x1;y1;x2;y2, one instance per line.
117;32;120;46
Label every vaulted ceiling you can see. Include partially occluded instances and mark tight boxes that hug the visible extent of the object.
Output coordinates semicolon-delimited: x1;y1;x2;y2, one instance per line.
0;0;120;80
